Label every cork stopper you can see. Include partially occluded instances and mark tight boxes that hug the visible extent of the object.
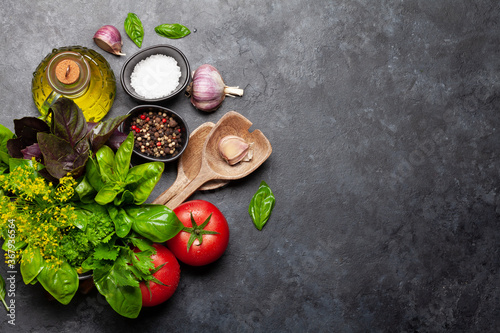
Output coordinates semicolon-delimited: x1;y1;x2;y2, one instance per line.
55;59;80;85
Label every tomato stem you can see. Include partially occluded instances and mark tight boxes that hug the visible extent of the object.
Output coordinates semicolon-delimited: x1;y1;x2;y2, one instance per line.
183;212;219;252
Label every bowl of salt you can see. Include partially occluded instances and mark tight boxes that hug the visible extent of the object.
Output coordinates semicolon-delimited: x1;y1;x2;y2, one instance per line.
120;44;190;103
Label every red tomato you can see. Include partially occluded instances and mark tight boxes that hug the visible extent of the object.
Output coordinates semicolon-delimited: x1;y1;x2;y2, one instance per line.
138;243;180;307
167;200;229;266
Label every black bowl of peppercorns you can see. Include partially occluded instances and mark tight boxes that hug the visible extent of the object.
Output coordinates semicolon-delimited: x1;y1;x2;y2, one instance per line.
120;105;190;163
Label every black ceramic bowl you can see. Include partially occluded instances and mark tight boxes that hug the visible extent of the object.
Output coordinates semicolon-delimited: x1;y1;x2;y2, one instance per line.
120;44;190;103
120;105;190;163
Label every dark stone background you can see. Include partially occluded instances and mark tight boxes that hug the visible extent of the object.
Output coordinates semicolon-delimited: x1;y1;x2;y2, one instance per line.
1;1;499;332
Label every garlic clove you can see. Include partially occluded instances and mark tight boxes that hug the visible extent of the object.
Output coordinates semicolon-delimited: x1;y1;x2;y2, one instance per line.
218;135;253;165
93;25;126;56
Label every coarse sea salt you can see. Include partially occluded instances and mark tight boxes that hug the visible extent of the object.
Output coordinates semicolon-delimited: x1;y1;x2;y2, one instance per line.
130;54;181;99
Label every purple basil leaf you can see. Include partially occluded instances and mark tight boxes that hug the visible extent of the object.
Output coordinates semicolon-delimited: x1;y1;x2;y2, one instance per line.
37;132;90;179
87;122;98;136
9;117;50;157
50;98;87;148
6;138;25;158
21;143;42;160
13;117;50;142
105;130;128;151
70;142;91;179
89;114;129;152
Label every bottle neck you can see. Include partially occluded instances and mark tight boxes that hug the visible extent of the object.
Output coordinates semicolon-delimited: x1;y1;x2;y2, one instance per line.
46;51;90;97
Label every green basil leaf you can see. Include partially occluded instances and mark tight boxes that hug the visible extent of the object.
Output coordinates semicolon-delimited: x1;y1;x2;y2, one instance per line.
0;274;8;311
0;124;14;165
125;162;164;204
74;176;97;204
124;13;144;48
154;23;191;39
85;157;104;192
72;202;106;230
20;245;45;284
8;157;34;173
126;204;182;242
114;132;133;180
107;205;134;238
1;230;26;252
114;189;135;206
93;254;142;318
0;162;8;175
37;260;78;305
249;181;275;231
95;183;123;205
96;145;117;183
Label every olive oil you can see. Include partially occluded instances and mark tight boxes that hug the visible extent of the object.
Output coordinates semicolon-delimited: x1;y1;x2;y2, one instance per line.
31;46;116;122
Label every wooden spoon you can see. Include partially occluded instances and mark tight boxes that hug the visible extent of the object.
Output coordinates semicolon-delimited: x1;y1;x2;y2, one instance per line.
152;122;228;205
163;111;272;210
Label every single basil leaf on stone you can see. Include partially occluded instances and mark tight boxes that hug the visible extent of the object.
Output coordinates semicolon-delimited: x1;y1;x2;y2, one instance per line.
154;23;191;39
249;181;275;231
125;13;144;48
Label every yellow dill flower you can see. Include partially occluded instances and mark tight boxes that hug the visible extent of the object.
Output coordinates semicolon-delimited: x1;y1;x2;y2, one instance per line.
0;161;82;268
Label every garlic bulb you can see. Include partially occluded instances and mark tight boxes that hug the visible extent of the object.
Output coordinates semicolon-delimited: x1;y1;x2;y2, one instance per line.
186;64;244;112
218;135;253;165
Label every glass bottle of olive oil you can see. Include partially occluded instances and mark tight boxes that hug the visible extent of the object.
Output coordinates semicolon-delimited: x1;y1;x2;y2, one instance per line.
31;46;116;122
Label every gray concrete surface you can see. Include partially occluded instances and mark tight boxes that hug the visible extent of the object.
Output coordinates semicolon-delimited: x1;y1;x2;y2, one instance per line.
1;1;499;332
